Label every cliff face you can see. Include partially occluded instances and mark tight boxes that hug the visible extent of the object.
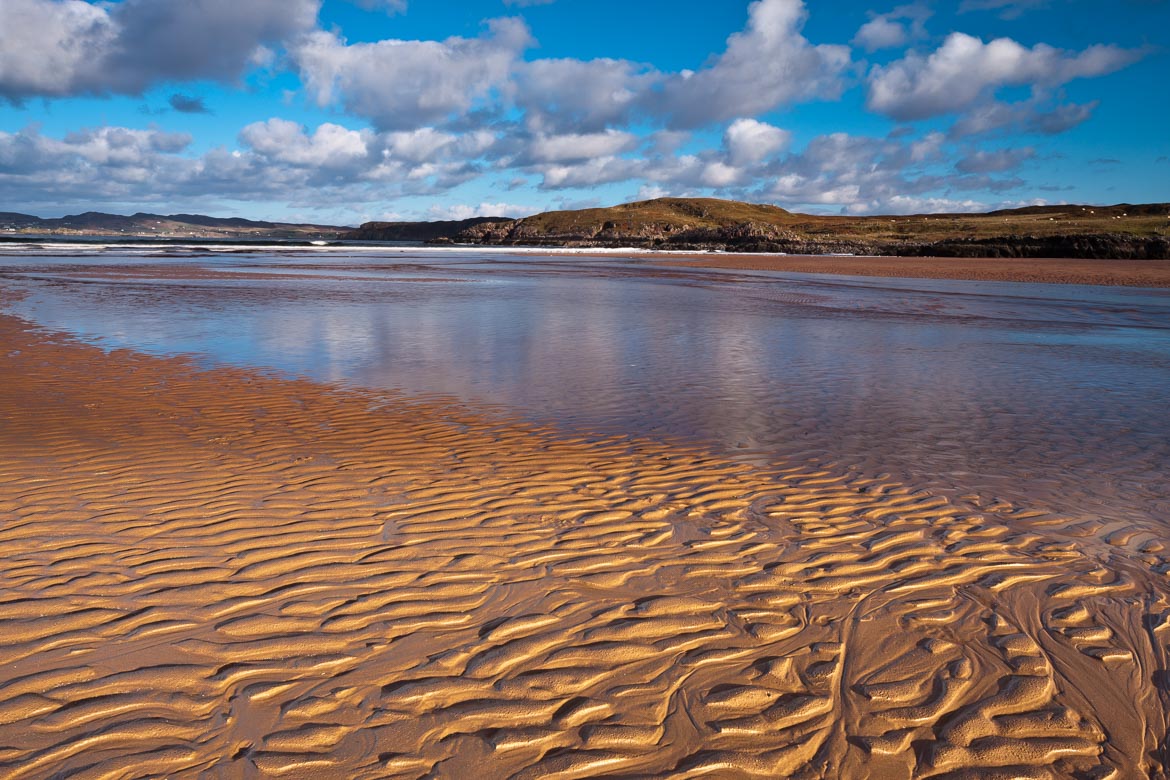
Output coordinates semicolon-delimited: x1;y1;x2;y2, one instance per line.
899;234;1170;260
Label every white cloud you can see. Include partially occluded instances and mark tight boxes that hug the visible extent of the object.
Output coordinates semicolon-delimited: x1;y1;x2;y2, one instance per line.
427;202;533;220
239;119;372;168
853;4;931;52
849;195;988;215
725;118;791;167
525;130;638;164
0;0;319;100
293;18;532;130
537;156;643;189
947;99;1098;137
0;125;196;202
636;184;671;201
63;126;193;162
0;0;115;98
515;57;657;133
0;119;505;216
655;0;851;127
699;161;743;188
0;126;191;178
853;17;909;52
287;0;848;135
867;32;1143;120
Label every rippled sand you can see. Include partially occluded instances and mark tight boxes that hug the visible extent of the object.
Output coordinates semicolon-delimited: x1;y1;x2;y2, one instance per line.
1;303;1169;779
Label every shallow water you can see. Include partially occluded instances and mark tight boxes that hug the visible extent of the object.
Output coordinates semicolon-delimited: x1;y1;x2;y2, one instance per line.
4;246;1169;529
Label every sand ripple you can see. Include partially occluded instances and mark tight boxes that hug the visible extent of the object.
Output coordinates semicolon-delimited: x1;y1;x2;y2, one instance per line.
1;308;1168;778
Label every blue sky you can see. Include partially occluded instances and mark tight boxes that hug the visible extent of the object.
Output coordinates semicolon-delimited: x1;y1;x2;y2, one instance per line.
0;0;1166;225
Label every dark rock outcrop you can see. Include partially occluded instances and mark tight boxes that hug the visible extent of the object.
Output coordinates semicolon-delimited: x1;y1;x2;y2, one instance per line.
345;217;513;242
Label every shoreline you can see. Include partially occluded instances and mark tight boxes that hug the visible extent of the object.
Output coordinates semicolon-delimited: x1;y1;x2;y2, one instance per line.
6;235;1170;287
1;299;1167;777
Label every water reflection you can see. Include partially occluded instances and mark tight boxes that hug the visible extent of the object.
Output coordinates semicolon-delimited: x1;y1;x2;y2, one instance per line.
5;250;1170;528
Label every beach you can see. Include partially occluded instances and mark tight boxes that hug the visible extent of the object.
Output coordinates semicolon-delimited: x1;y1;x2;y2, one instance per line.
2;254;1169;778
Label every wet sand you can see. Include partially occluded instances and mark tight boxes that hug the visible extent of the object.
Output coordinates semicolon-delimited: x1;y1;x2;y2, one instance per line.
2;300;1169;778
652;254;1170;288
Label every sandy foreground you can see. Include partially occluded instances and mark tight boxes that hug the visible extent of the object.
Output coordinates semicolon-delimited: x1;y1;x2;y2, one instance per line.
1;295;1169;779
650;254;1170;288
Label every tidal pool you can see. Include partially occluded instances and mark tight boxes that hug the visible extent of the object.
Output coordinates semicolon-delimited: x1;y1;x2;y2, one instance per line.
4;245;1169;532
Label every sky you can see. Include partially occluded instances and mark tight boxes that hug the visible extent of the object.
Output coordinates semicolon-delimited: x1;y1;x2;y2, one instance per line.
0;0;1167;225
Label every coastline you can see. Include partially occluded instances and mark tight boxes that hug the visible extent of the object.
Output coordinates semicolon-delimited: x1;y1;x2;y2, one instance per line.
1;295;1167;777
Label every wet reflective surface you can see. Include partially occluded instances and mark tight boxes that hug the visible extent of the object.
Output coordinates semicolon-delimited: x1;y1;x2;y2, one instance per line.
4;244;1169;527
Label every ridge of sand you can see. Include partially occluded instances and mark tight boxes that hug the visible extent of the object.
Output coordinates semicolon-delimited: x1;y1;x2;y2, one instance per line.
0;303;1168;778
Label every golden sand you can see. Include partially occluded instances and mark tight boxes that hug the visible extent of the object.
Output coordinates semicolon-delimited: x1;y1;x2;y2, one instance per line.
1;303;1168;778
651;254;1170;288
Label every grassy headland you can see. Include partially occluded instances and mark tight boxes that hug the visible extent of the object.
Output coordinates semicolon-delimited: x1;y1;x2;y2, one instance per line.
350;197;1170;259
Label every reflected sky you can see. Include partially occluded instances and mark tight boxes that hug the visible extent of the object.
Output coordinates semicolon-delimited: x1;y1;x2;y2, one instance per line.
5;247;1170;527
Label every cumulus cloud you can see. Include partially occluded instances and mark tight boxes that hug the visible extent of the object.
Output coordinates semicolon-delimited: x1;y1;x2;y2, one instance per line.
239;118;372;168
537;156;643;189
853;18;908;52
297;0;848;133
523;130;638;164
293;17;532;130
511;121;990;216
654;0;851;127
947;99;1098;137
0;0;319;100
741;130;1028;214
0;119;506;215
108;0;319;85
515;58;658;133
724;119;791;167
853;5;930;52
0;0;116;99
0;124;193;203
867;33;1143;120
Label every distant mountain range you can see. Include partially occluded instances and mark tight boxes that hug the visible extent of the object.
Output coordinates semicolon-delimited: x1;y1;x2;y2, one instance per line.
0;211;348;240
351;198;1170;259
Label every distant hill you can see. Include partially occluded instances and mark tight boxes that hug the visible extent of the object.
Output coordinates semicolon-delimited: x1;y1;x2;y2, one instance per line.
0;211;347;239
347;197;1169;259
345;216;507;242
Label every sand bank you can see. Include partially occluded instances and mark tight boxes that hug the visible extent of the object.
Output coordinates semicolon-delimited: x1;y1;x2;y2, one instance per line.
1;303;1168;778
652;254;1170;287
